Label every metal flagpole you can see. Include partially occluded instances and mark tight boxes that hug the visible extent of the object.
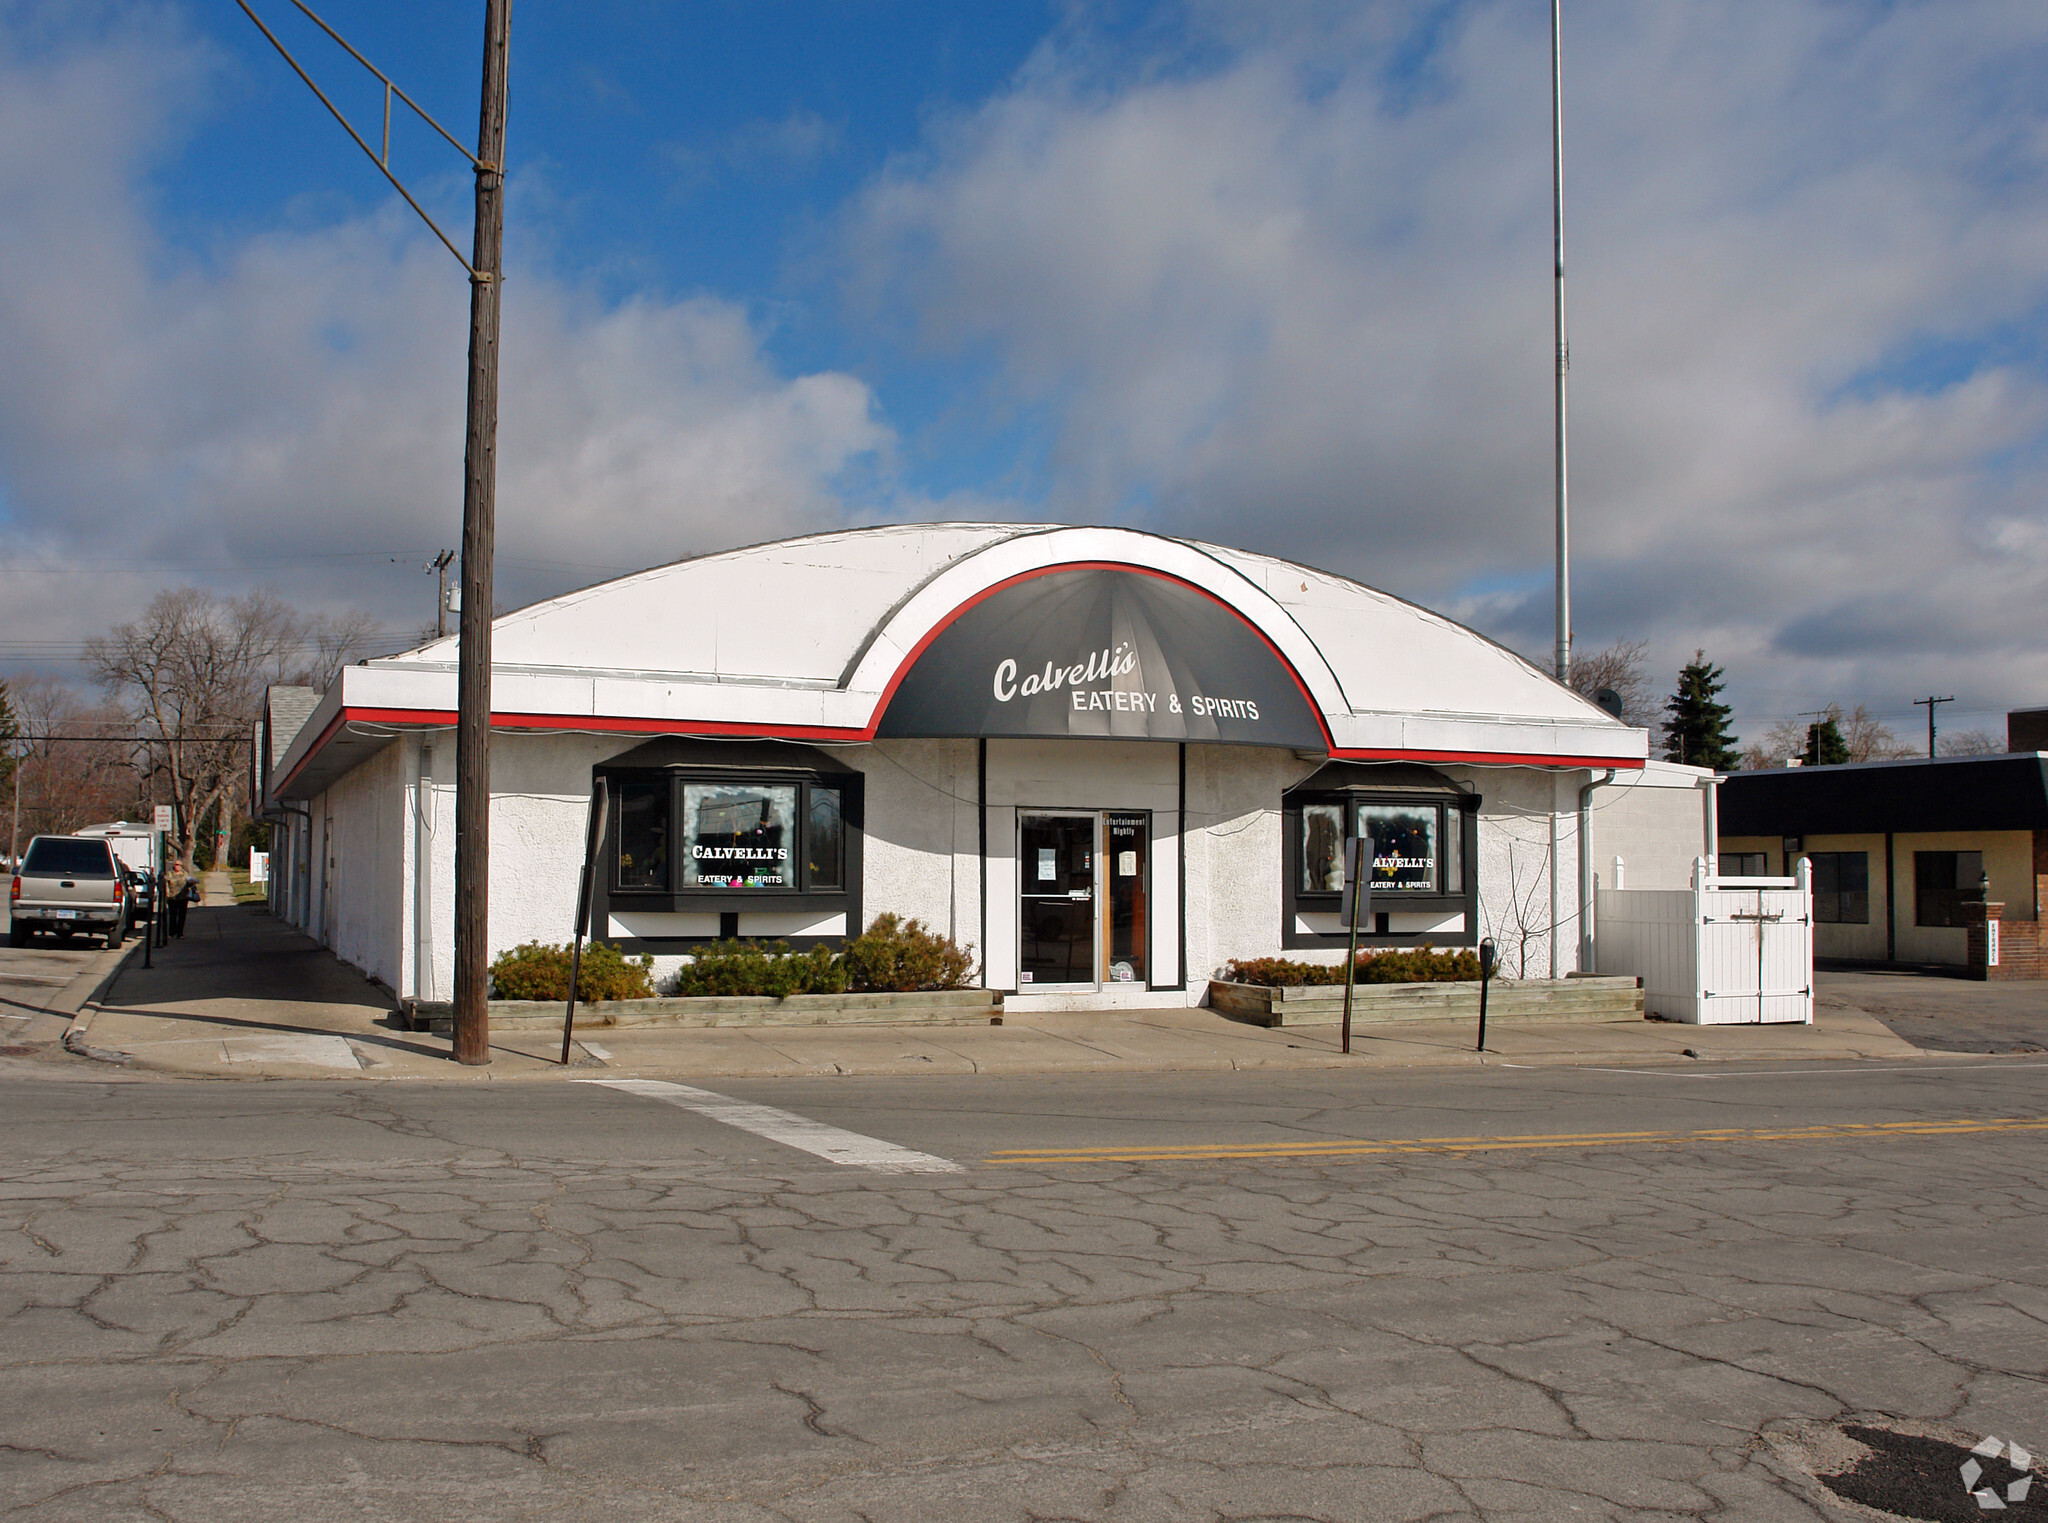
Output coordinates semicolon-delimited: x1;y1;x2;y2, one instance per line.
1551;0;1572;683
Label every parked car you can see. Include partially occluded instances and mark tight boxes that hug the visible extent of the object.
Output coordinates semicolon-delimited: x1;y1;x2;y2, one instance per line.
122;865;156;929
10;836;128;949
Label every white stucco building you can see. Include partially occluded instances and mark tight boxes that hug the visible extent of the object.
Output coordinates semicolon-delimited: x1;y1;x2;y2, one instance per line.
258;524;1709;1007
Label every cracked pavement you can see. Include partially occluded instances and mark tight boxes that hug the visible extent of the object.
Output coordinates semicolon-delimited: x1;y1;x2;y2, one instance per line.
1;1059;2044;1521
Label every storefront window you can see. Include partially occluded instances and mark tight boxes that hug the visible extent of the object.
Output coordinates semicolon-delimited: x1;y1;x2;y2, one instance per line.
683;783;798;890
1360;804;1438;892
1300;802;1345;893
615;782;670;890
807;787;843;890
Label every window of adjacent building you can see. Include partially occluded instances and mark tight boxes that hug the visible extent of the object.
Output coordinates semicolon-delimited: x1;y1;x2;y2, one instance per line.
1914;850;1984;929
1810;851;1869;924
1294;796;1466;896
1719;852;1767;877
610;775;847;895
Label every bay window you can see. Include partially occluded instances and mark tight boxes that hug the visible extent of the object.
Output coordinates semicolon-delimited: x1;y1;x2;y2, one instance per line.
596;740;862;948
1282;767;1477;949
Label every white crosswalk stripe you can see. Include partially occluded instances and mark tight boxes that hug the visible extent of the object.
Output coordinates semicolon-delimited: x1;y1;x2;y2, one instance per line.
579;1078;963;1174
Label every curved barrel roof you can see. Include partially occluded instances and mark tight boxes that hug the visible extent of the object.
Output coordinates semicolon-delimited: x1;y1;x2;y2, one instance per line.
274;524;1643;799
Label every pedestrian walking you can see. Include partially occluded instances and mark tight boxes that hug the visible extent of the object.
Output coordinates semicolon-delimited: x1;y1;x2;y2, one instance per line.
166;860;195;938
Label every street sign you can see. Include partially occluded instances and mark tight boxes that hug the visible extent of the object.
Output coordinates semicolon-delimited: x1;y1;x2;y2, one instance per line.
1339;837;1374;928
152;805;173;832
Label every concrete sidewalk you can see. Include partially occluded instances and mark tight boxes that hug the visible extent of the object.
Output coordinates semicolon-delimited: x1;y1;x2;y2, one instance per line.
61;903;1940;1082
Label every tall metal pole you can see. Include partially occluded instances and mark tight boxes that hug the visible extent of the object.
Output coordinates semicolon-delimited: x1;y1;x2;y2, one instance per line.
451;0;511;1068
1551;0;1572;683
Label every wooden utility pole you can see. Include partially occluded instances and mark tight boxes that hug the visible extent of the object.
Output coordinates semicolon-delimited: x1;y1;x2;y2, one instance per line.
430;549;455;639
1913;695;1954;761
451;0;512;1067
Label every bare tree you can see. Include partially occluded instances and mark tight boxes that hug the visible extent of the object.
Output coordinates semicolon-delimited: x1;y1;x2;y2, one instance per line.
1567;638;1657;728
84;589;377;872
1838;704;1916;762
1741;715;1810;771
1487;836;1561;979
296;608;382;693
7;675;139;844
1740;702;1919;769
1938;728;2003;756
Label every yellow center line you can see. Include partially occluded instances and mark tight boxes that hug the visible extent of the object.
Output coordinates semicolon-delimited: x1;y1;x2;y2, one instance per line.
982;1116;2048;1166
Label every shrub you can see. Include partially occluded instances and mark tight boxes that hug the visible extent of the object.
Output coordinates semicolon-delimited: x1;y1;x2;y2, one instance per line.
490;940;654;1001
669;940;848;999
841;913;977;992
1222;944;1484;987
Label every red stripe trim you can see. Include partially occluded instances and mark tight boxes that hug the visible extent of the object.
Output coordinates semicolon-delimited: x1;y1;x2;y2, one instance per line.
1329;747;1646;770
287;705;1640;780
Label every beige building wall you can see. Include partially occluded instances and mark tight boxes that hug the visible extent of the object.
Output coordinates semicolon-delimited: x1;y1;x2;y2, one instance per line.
1718;826;2034;968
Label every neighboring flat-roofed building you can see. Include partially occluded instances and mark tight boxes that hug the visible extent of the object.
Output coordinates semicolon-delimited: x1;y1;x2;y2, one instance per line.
1718;750;2048;976
257;524;1714;1007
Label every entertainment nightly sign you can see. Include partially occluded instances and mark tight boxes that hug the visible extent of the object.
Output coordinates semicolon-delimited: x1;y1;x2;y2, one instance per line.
877;567;1326;747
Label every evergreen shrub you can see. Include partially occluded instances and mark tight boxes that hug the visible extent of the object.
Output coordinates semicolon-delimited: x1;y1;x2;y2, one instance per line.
668;940;848;998
1222;945;1483;987
841;913;977;992
490;940;655;1001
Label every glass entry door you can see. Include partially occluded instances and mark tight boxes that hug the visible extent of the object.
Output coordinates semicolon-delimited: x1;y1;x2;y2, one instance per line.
1019;814;1097;989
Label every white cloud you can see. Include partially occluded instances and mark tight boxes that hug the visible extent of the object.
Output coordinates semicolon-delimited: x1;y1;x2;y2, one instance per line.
0;11;889;659
847;0;2048;735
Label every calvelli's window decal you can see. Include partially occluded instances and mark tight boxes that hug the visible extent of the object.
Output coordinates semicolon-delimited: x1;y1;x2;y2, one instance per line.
877;566;1325;748
1359;805;1437;893
682;783;798;890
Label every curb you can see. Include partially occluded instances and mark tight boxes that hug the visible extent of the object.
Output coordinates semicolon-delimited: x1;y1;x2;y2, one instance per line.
60;935;148;1065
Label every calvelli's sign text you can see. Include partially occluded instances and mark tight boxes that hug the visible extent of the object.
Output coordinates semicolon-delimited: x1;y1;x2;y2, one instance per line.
879;567;1323;747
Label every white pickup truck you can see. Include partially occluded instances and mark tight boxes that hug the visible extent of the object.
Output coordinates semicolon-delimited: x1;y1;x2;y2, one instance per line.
10;835;129;949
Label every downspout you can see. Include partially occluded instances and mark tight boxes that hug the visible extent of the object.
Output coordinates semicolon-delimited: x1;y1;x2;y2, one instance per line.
281;802;312;929
414;744;435;1002
1699;772;1720;876
1577;769;1614;973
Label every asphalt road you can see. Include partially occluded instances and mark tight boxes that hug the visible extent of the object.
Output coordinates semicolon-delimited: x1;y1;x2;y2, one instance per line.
3;1058;2044;1521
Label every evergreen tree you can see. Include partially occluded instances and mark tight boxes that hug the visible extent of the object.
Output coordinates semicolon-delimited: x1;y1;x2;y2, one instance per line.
1804;717;1849;766
1662;651;1741;769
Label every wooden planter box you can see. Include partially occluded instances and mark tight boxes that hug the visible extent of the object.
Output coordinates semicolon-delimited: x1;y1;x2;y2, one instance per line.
401;988;1002;1036
1208;975;1642;1028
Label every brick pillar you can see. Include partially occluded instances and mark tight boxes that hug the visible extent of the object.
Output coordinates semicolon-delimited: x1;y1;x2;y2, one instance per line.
1967;900;2005;982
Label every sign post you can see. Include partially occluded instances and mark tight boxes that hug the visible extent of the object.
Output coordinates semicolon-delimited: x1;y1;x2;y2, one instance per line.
560;779;610;1067
1339;836;1373;1056
152;806;173;952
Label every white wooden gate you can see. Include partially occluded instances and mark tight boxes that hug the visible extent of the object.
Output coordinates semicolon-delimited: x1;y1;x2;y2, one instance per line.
1596;858;1813;1024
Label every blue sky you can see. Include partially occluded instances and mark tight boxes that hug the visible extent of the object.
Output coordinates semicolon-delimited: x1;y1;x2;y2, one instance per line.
4;0;2048;752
